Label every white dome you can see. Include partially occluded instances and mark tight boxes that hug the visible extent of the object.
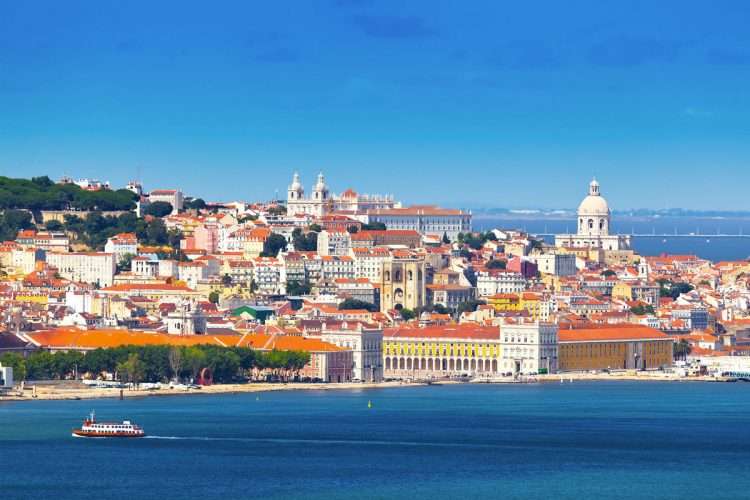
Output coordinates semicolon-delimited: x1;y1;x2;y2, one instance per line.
578;194;610;215
314;172;328;192
289;172;303;192
577;178;609;216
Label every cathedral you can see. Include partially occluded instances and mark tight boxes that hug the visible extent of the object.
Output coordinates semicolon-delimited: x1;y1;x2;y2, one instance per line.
555;179;631;251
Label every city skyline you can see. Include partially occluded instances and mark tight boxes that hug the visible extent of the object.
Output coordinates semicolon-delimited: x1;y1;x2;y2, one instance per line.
2;1;750;209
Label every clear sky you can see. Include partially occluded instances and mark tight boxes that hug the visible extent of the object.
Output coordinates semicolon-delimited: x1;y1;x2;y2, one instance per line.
1;1;749;210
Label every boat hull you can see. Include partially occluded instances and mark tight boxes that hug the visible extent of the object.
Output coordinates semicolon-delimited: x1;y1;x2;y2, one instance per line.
72;429;145;438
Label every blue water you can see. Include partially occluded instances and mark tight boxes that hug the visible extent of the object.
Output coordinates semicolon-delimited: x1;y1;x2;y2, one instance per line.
2;382;750;499
474;216;750;261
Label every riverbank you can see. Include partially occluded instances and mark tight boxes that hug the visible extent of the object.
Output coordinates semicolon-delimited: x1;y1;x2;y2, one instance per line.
0;371;731;402
0;380;433;402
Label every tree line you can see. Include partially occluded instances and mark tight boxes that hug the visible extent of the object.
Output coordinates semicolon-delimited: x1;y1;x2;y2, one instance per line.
46;211;181;250
0;176;137;211
0;345;311;385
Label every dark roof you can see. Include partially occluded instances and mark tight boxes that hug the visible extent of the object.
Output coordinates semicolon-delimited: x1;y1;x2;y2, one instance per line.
0;333;33;350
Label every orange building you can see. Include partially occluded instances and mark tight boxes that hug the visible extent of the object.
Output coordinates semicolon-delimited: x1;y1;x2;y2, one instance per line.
23;328;353;383
558;325;673;371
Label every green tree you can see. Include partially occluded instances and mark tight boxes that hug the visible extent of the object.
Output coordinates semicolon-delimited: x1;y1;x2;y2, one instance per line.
486;259;506;270
267;205;287;216
117;353;145;386
185;198;207;210
362;222;386;230
117;253;135;273
261;233;288;257
339;298;378;312
144;201;173;218
308;223;323;233
208;291;220;304
286;280;311;296
0;353;27;381
44;220;64;231
442;232;450;244
457;299;486;315
399;308;416;320
601;269;616;277
673;340;692;360
292;228;318;251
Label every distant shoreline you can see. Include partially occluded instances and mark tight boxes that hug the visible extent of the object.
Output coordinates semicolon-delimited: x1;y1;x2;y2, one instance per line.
0;373;731;403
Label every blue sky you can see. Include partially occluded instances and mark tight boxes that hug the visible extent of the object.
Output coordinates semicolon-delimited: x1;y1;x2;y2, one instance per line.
1;1;749;209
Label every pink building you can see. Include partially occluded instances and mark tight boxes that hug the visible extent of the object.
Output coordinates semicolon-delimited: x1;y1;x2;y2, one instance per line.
193;223;220;253
507;256;538;279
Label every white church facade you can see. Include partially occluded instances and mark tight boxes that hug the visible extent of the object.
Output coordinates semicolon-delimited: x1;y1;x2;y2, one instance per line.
286;172;400;217
287;172;333;217
555;179;631;251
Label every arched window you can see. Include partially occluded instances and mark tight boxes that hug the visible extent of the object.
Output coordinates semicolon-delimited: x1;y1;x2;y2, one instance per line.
394;270;401;281
384;271;391;281
408;270;413;281
599;219;604;230
588;219;594;230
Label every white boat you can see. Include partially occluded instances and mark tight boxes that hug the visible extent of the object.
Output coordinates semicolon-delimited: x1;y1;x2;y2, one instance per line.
72;411;145;438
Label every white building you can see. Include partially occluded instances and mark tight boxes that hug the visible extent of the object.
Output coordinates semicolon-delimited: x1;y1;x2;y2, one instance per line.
286;172;332;217
0;363;13;388
166;301;207;335
148;189;184;214
317;230;352;256
320;322;384;382
177;262;208;289
476;270;527;297
46;252;116;287
132;256;159;277
16;230;69;252
351;247;391;282
104;233;138;262
11;248;41;274
253;257;285;295
555;179;631;250
333;188;399;212
367;205;472;241
320;256;355;281
499;322;558;375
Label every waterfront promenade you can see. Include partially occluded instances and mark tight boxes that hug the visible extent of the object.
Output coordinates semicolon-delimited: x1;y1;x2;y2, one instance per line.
0;371;728;402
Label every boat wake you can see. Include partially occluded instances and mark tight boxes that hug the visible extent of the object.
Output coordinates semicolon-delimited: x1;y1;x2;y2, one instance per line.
144;435;497;449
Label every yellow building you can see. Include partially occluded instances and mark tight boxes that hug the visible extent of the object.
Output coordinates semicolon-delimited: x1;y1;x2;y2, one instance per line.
487;292;550;321
487;294;523;312
99;283;202;302
558;325;673;371
383;324;502;377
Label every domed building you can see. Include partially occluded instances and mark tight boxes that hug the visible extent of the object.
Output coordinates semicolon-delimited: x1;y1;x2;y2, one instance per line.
555;179;630;251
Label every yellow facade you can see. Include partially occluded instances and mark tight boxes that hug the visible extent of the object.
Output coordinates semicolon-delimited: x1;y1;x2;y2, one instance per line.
383;336;502;375
611;282;634;301
520;295;542;320
559;339;673;371
487;295;522;312
14;294;49;304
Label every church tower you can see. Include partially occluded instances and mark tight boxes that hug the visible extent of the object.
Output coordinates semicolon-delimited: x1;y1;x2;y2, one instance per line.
288;172;304;203
313;172;329;201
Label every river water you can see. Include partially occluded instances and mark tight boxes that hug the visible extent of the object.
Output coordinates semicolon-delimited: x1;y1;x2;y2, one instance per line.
473;216;750;261
2;382;750;499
